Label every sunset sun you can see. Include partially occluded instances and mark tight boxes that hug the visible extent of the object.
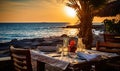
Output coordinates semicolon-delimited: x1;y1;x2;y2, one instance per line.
64;6;76;17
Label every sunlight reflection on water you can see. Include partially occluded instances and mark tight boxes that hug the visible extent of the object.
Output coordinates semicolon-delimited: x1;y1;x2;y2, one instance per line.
0;23;81;42
64;28;79;36
0;27;79;42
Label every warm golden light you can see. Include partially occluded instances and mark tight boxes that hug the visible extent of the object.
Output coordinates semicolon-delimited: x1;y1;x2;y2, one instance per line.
67;29;79;36
64;6;76;17
0;1;104;23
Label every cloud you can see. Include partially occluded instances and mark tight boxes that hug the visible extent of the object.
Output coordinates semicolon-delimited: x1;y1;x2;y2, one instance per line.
2;0;56;3
0;0;64;14
0;0;67;22
0;1;28;12
0;0;58;11
1;0;31;2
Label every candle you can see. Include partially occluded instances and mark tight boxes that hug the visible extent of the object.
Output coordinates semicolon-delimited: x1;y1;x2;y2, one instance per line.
68;40;77;53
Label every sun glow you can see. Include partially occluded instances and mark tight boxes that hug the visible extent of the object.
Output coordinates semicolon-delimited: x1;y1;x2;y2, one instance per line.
67;29;79;36
64;6;76;17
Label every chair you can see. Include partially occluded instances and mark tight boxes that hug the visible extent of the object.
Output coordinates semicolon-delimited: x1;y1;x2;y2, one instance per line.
96;41;120;71
10;46;33;71
96;41;120;54
104;33;120;43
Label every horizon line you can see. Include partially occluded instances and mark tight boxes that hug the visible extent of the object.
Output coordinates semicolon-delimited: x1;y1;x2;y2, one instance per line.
0;21;102;23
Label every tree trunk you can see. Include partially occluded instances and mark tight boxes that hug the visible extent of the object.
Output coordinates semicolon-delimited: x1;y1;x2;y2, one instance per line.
78;14;93;49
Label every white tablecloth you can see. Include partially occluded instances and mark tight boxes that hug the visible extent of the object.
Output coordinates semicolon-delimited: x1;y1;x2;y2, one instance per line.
31;50;70;70
30;50;119;70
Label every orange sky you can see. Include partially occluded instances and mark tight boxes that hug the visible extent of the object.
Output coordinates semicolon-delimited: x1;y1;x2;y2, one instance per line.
0;0;110;24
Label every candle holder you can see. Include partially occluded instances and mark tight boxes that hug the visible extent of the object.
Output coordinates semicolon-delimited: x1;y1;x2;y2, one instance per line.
77;38;85;52
68;40;77;53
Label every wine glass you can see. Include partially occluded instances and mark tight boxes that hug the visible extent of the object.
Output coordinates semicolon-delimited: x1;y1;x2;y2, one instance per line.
56;44;63;54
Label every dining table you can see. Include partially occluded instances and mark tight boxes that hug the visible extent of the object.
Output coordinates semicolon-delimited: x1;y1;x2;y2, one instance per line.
30;48;120;71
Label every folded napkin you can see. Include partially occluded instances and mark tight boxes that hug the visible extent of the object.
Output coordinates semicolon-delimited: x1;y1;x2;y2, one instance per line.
77;51;101;61
37;46;57;52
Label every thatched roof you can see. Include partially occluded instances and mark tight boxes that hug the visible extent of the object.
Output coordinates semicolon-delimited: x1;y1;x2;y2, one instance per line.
96;0;120;17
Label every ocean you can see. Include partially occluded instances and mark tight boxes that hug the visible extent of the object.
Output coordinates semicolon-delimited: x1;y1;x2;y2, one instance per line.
0;23;79;43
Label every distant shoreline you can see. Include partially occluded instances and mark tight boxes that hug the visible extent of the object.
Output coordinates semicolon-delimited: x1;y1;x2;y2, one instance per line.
0;23;104;43
57;24;104;29
0;22;69;24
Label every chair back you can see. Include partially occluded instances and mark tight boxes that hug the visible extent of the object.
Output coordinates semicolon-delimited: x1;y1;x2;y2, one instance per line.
10;46;32;71
96;41;120;71
96;41;120;54
104;33;120;43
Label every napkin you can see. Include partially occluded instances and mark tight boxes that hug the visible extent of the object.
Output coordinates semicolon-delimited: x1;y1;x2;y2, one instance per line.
37;46;57;52
77;51;101;61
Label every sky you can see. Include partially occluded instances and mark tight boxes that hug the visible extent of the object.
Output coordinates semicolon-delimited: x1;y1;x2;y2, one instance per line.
0;0;108;24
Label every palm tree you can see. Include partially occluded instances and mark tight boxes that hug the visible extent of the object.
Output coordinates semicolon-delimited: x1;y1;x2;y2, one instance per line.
62;0;115;49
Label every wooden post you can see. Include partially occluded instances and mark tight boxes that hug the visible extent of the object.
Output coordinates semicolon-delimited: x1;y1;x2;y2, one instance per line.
37;61;45;71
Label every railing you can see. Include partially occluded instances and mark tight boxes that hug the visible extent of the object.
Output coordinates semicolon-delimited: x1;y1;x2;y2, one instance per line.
0;57;13;71
104;33;120;43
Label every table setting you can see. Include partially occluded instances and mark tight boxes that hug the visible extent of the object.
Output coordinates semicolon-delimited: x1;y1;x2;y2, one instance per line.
30;37;119;70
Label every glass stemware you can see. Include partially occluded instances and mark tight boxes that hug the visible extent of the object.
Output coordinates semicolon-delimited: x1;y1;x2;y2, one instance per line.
56;44;63;53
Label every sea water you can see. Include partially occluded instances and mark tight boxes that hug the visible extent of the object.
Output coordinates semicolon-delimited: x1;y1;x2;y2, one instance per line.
0;23;79;43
